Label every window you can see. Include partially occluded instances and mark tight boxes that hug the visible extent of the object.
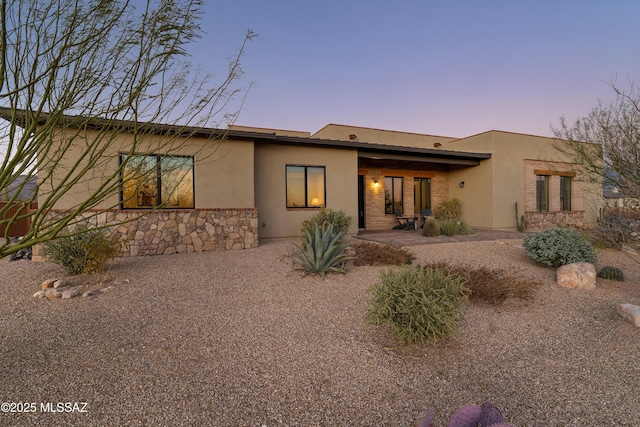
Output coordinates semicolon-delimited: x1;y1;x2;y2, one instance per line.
384;176;403;214
560;176;572;211
413;178;431;214
286;165;325;208
536;175;549;212
120;154;194;209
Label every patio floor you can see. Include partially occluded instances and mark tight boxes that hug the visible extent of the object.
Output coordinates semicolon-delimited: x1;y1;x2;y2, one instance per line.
355;227;529;246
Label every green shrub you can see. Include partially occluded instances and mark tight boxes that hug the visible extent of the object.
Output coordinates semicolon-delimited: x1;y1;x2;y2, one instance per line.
597;266;624;281
438;219;470;236
42;227;123;275
351;241;415;266
422;217;440;237
294;224;352;275
367;265;469;345
433;198;461;220
458;220;471;235
523;227;597;268
301;208;353;240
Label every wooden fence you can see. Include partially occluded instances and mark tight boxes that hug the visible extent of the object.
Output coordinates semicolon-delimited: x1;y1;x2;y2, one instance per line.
0;202;38;238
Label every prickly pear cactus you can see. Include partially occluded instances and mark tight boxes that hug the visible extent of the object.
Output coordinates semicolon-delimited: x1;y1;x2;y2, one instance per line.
446;404;481;427
597;266;624;281
479;402;504;427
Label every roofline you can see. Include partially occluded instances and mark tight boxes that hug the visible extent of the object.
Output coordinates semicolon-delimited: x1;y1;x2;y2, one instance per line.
313;123;459;139
0;107;491;161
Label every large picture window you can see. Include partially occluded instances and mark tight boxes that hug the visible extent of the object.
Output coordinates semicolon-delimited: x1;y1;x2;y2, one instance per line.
286;165;325;208
413;178;431;214
536;175;549;212
384;176;404;214
121;154;194;209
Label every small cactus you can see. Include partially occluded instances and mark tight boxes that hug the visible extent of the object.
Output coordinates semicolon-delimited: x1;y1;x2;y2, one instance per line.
597;266;624;281
479;402;504;427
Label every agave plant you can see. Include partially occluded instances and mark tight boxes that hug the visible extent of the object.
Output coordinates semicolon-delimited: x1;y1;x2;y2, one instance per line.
294;224;352;275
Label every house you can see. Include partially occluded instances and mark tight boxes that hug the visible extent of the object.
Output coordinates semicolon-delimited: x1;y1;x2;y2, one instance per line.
0;109;601;257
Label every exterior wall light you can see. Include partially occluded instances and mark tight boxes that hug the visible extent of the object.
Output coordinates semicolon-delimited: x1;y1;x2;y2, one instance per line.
459;181;465;188
374;180;379;188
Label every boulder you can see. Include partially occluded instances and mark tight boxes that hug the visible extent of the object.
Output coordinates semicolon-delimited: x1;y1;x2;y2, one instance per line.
616;303;640;327
41;279;57;290
556;262;596;290
53;279;70;289
61;289;82;299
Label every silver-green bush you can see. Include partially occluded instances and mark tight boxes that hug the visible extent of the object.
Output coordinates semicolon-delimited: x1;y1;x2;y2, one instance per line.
523;227;597;268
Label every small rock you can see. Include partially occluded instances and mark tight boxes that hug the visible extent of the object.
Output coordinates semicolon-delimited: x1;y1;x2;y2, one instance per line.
82;291;100;298
45;289;62;299
41;279;57;290
556;262;596;290
33;290;47;299
53;279;70;289
61;289;82;299
617;303;640;327
118;279;130;285
99;286;114;293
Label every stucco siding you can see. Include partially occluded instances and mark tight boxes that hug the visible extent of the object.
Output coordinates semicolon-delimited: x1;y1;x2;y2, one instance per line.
254;143;358;239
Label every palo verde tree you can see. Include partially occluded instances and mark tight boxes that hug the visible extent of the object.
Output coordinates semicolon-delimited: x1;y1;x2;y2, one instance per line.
553;80;640;200
0;0;255;258
553;80;640;246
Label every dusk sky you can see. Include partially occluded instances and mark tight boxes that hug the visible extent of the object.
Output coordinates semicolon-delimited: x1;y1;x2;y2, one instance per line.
192;1;640;138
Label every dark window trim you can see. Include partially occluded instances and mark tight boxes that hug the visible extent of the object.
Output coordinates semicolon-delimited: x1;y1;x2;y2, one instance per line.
285;165;326;209
560;176;572;211
413;177;431;214
384;176;404;214
536;174;549;212
119;153;195;210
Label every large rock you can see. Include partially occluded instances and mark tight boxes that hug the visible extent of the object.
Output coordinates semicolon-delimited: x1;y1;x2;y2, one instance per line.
617;304;640;327
556;262;596;290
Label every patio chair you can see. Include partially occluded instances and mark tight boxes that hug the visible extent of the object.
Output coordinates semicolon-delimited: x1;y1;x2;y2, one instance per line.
420;209;433;228
393;209;417;230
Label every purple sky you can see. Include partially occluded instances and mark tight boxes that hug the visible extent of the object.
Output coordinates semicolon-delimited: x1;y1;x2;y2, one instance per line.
192;0;640;138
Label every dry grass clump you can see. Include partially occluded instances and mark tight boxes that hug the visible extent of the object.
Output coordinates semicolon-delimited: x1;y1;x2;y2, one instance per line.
351;241;416;266
425;261;542;304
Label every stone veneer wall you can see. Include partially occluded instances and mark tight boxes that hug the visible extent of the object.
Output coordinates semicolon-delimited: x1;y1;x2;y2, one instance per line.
34;208;259;259
524;211;586;231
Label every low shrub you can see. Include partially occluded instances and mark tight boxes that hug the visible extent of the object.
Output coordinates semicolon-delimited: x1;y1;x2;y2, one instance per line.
597;266;624;281
42;227;123;275
351;241;415;266
294;224;352;275
523;227;597;268
437;219;471;236
301;208;353;240
433;198;461;220
367;265;469;345
426;261;542;304
422;217;440;237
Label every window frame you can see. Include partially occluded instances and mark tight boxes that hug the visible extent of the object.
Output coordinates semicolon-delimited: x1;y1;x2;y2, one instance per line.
413;177;431;214
560;176;572;211
536;175;549;212
285;165;326;208
384;176;404;214
119;153;195;210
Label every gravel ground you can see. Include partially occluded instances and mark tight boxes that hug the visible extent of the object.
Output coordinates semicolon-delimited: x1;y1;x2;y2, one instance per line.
1;238;639;426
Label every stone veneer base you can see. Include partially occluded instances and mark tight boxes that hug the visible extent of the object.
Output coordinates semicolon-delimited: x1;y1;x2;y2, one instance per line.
33;208;259;260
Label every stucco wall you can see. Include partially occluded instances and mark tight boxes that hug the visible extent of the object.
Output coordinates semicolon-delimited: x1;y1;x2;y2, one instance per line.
254;143;359;239
446;131;600;230
39;129;255;210
312;124;456;148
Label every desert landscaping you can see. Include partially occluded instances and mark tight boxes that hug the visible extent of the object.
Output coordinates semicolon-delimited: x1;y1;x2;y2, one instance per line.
1;237;640;426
